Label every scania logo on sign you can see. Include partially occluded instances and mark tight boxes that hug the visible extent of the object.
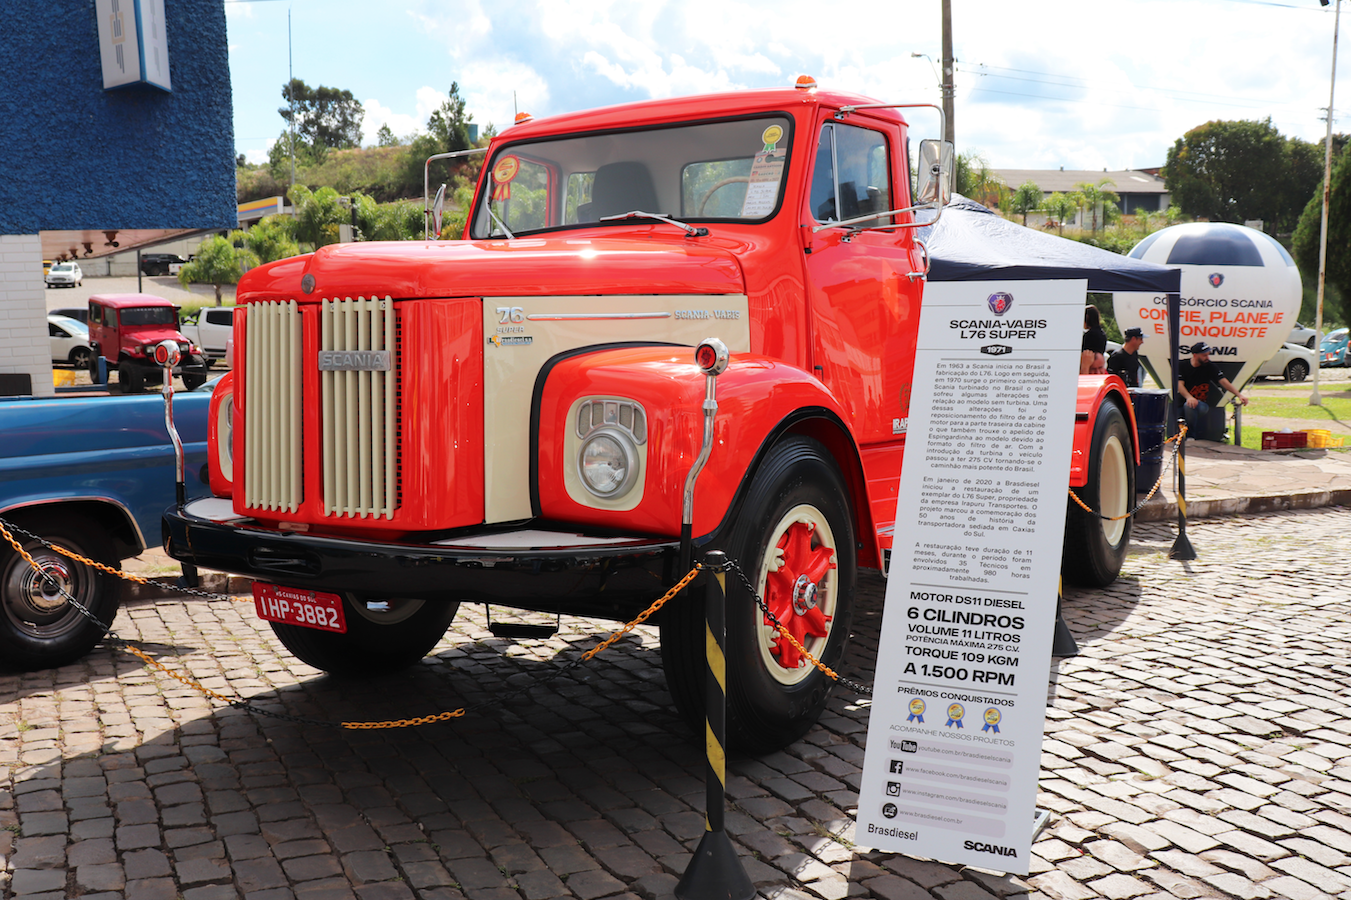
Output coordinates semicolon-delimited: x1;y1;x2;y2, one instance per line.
980;344;1013;356
317;350;391;372
987;291;1014;315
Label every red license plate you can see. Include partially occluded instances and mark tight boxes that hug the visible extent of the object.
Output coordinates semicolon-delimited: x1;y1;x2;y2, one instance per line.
253;582;347;633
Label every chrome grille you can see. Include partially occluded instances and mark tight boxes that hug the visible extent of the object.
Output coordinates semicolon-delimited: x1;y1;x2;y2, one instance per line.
321;296;399;519
243;300;303;513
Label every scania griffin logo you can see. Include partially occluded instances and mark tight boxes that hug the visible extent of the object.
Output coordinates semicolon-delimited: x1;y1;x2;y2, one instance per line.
980;344;1013;356
1209;272;1224;288
987;292;1014;315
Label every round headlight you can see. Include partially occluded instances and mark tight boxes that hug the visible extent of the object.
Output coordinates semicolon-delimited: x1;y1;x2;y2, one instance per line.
579;430;637;497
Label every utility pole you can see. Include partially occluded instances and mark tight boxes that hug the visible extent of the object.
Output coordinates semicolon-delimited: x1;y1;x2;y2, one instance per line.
287;5;295;201
1313;0;1341;407
941;0;955;145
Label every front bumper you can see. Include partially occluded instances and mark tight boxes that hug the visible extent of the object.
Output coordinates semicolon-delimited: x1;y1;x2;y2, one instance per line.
164;498;684;621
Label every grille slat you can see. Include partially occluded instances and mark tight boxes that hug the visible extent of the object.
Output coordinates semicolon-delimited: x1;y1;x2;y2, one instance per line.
243;300;302;513
322;296;398;519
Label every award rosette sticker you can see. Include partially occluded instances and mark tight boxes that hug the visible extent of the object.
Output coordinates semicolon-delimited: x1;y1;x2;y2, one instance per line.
491;155;520;201
857;280;1083;875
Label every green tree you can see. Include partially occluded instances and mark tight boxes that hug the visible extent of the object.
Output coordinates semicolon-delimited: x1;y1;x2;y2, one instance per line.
279;78;365;152
289;185;350;249
1042;192;1078;235
1163;118;1322;230
1010;181;1042;226
1293;143;1351;324
240;215;301;263
375;124;399;147
427;82;474;153
1073;179;1118;232
177;235;259;305
955;151;1006;207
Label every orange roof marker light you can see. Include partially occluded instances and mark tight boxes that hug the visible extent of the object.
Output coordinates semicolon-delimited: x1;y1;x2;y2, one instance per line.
515;111;534;124
794;75;818;91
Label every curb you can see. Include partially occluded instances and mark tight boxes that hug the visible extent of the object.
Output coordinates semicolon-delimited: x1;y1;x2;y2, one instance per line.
1134;488;1351;522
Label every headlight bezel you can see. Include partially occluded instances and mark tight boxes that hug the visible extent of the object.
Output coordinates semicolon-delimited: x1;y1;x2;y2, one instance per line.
565;397;649;510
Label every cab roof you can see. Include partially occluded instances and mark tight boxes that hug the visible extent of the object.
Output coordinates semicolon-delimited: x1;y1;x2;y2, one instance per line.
497;87;909;142
88;293;178;308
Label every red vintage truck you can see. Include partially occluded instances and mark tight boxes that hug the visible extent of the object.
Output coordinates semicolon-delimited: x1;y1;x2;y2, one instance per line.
164;82;1137;751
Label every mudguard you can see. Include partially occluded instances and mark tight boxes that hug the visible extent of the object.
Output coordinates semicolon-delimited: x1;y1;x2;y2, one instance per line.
207;371;234;499
1069;374;1139;487
534;346;880;567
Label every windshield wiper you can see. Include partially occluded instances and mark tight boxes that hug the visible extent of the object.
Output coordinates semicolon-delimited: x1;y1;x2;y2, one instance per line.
485;202;516;239
599;210;709;238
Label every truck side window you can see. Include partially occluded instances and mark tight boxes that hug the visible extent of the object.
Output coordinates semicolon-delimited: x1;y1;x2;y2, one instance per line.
809;122;891;226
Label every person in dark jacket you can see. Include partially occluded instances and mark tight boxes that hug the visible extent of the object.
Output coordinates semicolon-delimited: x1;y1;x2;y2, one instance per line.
1107;327;1145;387
1081;305;1107;374
1178;341;1248;440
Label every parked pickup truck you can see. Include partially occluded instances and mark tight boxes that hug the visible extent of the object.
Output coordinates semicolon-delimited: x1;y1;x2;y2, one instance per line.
0;385;213;670
164;81;1142;752
179;306;234;364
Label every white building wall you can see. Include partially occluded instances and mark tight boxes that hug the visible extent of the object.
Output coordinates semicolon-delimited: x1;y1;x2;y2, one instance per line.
0;234;55;397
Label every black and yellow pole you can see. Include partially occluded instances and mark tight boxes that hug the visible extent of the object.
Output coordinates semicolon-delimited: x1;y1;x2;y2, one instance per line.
1167;290;1196;560
675;550;754;900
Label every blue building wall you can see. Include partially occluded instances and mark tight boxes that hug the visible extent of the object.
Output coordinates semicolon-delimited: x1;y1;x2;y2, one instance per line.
0;0;235;234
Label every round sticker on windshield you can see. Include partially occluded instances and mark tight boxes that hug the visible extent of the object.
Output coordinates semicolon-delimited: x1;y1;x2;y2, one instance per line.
493;156;521;183
492;156;521;201
762;125;783;145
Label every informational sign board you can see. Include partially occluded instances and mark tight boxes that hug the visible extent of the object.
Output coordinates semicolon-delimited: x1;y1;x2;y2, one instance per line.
96;0;172;92
857;280;1083;875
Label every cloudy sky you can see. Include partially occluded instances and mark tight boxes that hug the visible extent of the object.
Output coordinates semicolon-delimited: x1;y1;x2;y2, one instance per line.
225;0;1346;173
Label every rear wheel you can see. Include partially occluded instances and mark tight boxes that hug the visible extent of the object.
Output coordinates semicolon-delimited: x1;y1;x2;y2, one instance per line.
0;514;122;670
69;347;92;369
270;595;459;675
1285;359;1310;383
661;436;856;754
1063;403;1134;587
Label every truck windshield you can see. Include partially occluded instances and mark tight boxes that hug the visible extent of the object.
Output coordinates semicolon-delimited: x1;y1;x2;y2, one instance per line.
120;307;178;327
470;115;793;239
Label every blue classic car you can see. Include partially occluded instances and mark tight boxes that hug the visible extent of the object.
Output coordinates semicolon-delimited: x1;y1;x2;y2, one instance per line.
1321;328;1349;367
0;382;213;670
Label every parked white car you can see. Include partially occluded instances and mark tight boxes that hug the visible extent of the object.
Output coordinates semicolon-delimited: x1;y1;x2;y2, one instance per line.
45;262;83;289
1288;322;1319;349
179;306;234;363
48;314;93;368
1254;341;1316;382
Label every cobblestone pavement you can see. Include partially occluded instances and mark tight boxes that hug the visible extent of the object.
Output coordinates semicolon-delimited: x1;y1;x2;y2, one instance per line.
2;507;1350;900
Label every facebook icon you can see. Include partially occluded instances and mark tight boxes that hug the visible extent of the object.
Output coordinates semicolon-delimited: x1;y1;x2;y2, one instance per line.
889;760;904;774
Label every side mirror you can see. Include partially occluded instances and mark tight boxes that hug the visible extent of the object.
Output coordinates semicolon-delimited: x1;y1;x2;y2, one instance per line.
430;183;447;239
916;139;954;206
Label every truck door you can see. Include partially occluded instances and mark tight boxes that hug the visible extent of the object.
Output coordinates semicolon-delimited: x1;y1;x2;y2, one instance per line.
801;119;922;446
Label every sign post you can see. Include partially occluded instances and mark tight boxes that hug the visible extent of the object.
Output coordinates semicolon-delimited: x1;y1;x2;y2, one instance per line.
858;280;1083;874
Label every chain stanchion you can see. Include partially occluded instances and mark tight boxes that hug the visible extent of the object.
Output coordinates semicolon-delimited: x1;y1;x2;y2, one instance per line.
1170;415;1197;560
676;550;755;900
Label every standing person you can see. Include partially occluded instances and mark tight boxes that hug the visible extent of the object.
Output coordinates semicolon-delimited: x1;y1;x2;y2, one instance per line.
1178;341;1248;441
1107;327;1146;387
1081;305;1107;374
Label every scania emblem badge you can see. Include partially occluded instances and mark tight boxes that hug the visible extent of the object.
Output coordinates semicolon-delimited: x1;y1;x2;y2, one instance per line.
987;291;1013;315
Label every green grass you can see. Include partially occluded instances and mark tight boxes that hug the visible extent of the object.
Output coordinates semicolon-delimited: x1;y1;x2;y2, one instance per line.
1246;393;1351;423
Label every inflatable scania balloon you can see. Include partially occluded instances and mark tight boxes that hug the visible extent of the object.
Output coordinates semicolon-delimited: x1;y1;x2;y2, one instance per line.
1114;223;1302;400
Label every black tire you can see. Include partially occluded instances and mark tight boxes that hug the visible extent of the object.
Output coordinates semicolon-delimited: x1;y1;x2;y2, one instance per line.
1307;336;1318;350
1063;403;1135;587
661;436;857;754
182;365;208;390
0;514;122;671
1285;359;1310;383
118;362;143;394
69;347;93;370
269;595;459;675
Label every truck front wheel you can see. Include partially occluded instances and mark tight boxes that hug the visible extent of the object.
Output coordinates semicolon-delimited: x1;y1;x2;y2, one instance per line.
0;515;122;671
1063;403;1134;587
269;596;459;675
662;436;856;754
